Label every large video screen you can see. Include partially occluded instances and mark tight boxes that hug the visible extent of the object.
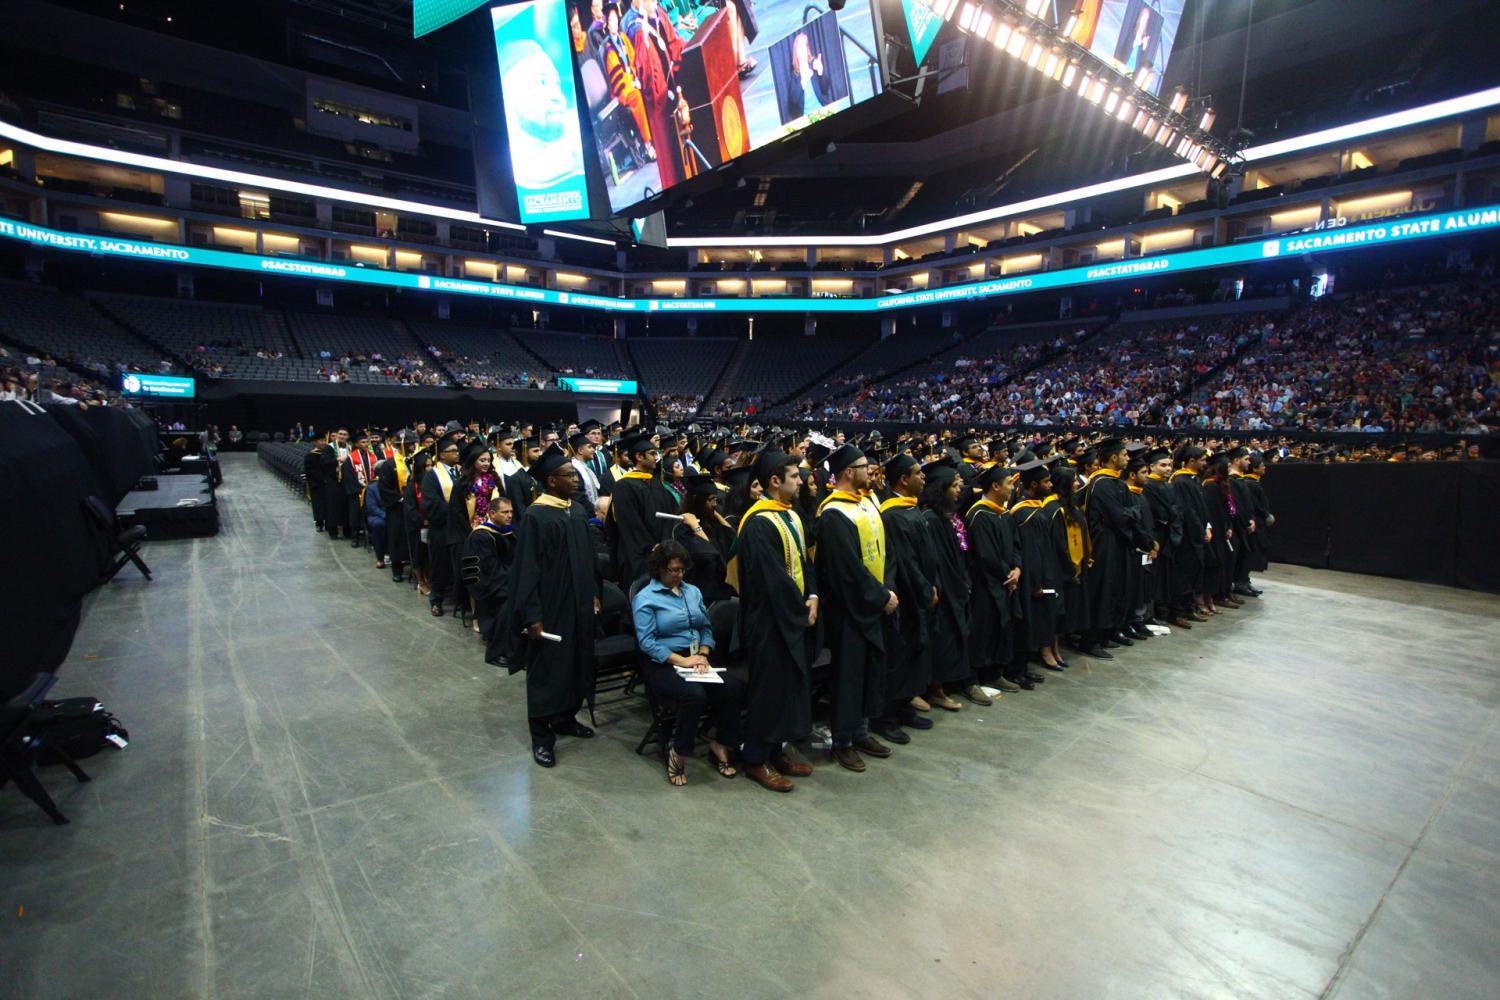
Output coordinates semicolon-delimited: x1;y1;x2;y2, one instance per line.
1067;0;1186;95
492;0;595;223
571;0;884;213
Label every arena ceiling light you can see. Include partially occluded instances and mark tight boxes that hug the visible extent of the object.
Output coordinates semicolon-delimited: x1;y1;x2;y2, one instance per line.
934;0;1239;181
2;87;1499;251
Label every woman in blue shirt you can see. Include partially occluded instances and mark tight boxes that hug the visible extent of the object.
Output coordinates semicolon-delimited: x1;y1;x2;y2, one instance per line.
632;540;746;786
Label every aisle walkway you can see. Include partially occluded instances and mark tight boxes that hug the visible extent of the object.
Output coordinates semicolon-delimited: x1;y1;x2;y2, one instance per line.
2;453;1498;1000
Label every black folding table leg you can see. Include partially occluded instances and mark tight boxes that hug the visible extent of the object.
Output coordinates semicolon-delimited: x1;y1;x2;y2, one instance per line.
128;551;153;580
1;759;69;825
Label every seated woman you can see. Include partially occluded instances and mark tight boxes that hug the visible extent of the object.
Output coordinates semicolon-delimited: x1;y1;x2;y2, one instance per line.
631;540;746;787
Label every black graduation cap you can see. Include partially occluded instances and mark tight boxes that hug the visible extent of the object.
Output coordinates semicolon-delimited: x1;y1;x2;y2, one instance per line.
726;438;755;456
444;421;463;433
1226;445;1250;460
806;441;832;467
351;429;370;442
696;447;724;472
724;465;758;492
979;463;1019;489
884;453;920;481
956;434;980;452
568;432;591;450
749;450;791;488
1060;437;1082;453
436;431;465;454
1097;437;1128;457
1146;447;1171;464
395;429;418;445
683;473;718;498
1016;458;1053;485
1125;455;1149;475
1014;449;1038;465
579;419;602;433
623;434;656;456
922;458;960;484
1125;441;1149;454
827;444;865;478
529;443;571;481
658;433;682;450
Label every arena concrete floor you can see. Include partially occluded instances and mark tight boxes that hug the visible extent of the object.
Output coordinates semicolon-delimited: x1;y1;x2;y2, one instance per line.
2;453;1498;1000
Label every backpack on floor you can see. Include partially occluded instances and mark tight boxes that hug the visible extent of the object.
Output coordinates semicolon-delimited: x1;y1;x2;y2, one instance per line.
30;697;130;765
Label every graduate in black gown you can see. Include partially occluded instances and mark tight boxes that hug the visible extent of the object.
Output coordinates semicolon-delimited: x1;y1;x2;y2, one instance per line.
1050;466;1094;654
732;450;819;793
420;434;464;615
499;445;602;768
1122;454;1161;640
1082;438;1137;652
816;444;897;771
1227;447;1265;597
375;430;415;582
1142;447;1187;627
315;430;347;540
1011;458;1070;672
873;454;938;744
918;460;976;710
304;430;330;531
461;496;516;643
606;434;679;587
964;463;1025;690
1170;445;1214;618
669;474;736;603
1200;455;1244;608
1241;453;1274;577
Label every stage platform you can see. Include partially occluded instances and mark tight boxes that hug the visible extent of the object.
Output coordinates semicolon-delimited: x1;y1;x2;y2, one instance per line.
116;473;218;539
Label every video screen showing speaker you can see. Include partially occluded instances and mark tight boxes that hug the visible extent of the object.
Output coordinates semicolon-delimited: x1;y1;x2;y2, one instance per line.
491;0;595;222
1066;0;1186;95
573;0;884;214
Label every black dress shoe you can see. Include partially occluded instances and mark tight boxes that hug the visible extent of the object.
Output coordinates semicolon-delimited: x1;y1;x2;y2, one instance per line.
901;714;934;731
1055;658;1072;669
1111;633;1135;646
1013;676;1036;690
1129;626;1153;640
1024;672;1046;683
553;720;595;738
532;745;556;768
1041;661;1065;672
1084;646;1115;660
870;720;911;745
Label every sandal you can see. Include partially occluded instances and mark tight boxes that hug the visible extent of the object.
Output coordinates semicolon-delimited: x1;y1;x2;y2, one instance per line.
708;741;737;779
666;748;687;787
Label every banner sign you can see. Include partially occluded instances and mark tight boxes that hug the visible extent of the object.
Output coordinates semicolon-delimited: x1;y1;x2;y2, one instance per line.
557;376;639;394
121;372;196;398
1;206;1496;315
902;0;942;66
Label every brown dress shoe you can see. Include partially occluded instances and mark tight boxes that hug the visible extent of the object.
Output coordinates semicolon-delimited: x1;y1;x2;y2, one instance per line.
770;753;813;777
930;693;962;712
743;763;794;792
910;695;931;712
830;747;866;772
853;735;892;758
1169;617;1193;629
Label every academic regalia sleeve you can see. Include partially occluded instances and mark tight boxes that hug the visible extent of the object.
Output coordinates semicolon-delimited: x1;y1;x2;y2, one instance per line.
815;510;889;622
421;468;447;529
1090;478;1136;540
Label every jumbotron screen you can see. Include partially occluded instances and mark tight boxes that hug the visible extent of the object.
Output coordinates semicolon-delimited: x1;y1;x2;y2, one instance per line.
572;0;885;213
1067;0;1186;95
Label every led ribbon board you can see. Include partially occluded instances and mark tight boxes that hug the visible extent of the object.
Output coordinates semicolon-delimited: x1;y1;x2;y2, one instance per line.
557;377;639;394
121;372;196;398
492;0;593;223
1;207;1496;314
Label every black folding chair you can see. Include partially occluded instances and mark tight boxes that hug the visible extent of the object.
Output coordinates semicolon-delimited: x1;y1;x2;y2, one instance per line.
84;496;152;582
0;674;92;825
588;578;644;727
